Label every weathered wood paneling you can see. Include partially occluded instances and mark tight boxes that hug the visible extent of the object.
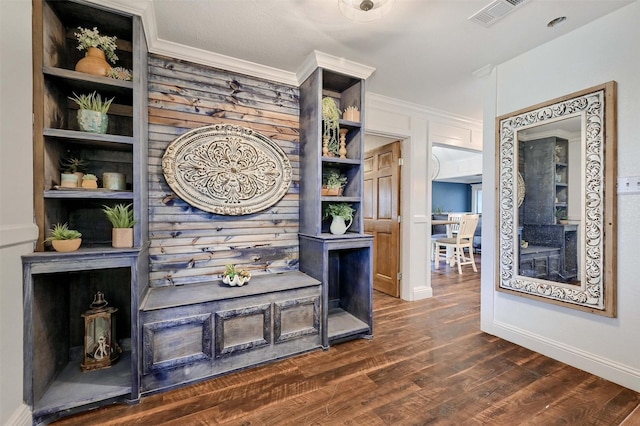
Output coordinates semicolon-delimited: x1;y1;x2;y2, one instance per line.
148;54;300;287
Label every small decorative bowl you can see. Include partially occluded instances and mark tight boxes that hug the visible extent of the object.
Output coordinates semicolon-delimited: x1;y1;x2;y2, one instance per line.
222;275;251;286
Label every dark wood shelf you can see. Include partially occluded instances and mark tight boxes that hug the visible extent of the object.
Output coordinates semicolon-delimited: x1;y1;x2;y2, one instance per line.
339;119;362;129
44;66;133;104
45;188;134;199
327;307;369;342
34;352;132;417
43;128;134;146
321;196;360;202
321;157;360;166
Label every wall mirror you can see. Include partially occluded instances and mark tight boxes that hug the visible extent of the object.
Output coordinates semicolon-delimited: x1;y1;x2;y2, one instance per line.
496;82;617;317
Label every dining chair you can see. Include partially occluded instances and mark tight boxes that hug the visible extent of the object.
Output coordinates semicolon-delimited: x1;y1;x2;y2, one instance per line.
434;214;480;274
431;212;464;261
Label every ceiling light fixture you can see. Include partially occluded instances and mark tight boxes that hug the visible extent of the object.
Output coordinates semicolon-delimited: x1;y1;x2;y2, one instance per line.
547;16;567;28
339;0;396;23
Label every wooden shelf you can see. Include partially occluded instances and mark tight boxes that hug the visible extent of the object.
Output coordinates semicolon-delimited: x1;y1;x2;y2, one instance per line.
45;188;134;199
327;307;370;342
34;352;132;417
43;128;134;146
44;66;133;90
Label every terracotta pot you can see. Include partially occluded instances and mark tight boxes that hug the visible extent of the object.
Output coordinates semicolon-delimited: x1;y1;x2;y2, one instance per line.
112;228;133;248
52;238;81;252
326;187;340;196
82;179;98;189
75;47;112;76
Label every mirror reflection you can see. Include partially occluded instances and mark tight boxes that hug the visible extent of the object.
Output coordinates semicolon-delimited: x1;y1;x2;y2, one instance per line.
496;82;616;316
516;116;582;285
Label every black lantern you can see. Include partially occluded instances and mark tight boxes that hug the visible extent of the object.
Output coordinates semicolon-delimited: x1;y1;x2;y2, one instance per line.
81;291;120;371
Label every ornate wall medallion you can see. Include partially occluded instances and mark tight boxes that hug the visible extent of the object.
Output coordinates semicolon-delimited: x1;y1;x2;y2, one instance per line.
162;124;292;215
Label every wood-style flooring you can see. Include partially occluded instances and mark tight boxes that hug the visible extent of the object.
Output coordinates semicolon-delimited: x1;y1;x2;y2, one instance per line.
54;257;640;425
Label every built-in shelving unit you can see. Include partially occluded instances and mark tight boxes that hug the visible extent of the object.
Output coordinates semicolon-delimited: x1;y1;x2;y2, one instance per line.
24;0;148;423
519;136;577;282
298;67;373;347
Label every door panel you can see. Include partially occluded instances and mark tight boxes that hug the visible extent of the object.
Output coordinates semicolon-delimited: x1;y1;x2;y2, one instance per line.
364;141;401;297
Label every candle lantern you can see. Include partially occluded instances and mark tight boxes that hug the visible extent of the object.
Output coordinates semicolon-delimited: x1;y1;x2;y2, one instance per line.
81;291;120;371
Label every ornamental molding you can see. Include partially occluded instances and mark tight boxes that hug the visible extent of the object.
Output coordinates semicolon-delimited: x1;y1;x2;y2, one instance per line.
498;89;605;309
162;124;292;215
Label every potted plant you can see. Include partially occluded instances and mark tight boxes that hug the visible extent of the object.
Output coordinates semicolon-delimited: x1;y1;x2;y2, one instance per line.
44;222;82;252
222;263;252;286
60;156;88;188
343;105;360;122
69;91;114;134
74;26;118;76
322;169;347;196
103;203;136;248
322;97;340;157
107;66;133;81
82;173;98;189
555;207;568;224
323;203;355;235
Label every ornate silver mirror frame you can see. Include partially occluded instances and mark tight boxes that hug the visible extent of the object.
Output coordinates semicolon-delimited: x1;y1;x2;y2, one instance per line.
496;82;617;317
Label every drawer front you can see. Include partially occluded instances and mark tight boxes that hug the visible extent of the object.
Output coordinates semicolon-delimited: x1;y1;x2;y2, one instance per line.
274;296;320;343
142;313;212;374
214;303;271;357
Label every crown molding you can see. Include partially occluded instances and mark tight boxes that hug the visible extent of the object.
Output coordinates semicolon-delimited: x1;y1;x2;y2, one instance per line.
367;92;483;127
297;50;376;84
151;39;299;87
87;0;298;87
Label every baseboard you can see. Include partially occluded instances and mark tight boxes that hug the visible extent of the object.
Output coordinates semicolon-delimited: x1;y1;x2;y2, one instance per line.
489;320;640;393
410;285;433;301
4;403;31;426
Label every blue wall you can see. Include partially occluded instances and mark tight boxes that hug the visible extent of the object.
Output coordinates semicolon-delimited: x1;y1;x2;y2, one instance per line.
432;182;471;213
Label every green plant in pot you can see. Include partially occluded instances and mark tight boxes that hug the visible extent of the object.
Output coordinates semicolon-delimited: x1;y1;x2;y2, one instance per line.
322;169;347;196
323;203;355;235
60;156;88;188
74;26;118;76
322;97;340;157
69;91;114;134
103;203;136;248
222;263;252;286
82;173;98;189
44;222;82;252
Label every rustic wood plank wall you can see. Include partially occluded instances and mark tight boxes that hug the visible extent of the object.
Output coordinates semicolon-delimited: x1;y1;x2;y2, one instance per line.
148;54;300;287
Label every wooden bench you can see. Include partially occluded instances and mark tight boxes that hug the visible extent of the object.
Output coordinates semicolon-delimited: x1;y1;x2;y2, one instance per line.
139;271;322;394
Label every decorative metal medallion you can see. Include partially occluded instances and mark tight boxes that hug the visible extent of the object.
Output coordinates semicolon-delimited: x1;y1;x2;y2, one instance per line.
162;124;292;215
498;89;606;310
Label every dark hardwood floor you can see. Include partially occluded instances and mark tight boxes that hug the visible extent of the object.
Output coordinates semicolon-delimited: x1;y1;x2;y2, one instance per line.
54;257;640;425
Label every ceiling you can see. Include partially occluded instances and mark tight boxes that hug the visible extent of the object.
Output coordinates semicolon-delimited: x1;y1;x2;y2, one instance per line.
115;0;636;121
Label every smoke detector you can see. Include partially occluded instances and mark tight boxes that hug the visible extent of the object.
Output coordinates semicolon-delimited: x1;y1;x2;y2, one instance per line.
469;0;529;27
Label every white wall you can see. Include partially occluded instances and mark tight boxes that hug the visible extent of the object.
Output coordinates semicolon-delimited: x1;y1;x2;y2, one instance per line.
481;1;640;392
1;1;39;424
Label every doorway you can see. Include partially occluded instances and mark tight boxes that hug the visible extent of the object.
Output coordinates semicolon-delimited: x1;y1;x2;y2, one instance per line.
364;136;402;297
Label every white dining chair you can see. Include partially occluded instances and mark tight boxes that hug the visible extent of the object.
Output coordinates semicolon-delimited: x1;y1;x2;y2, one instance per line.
434;214;480;274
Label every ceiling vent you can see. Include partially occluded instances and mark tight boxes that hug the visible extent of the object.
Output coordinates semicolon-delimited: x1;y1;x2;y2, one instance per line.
469;0;529;27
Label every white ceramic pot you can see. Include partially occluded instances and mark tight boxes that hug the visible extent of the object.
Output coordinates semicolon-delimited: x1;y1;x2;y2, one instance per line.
330;216;352;235
222;275;250;286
